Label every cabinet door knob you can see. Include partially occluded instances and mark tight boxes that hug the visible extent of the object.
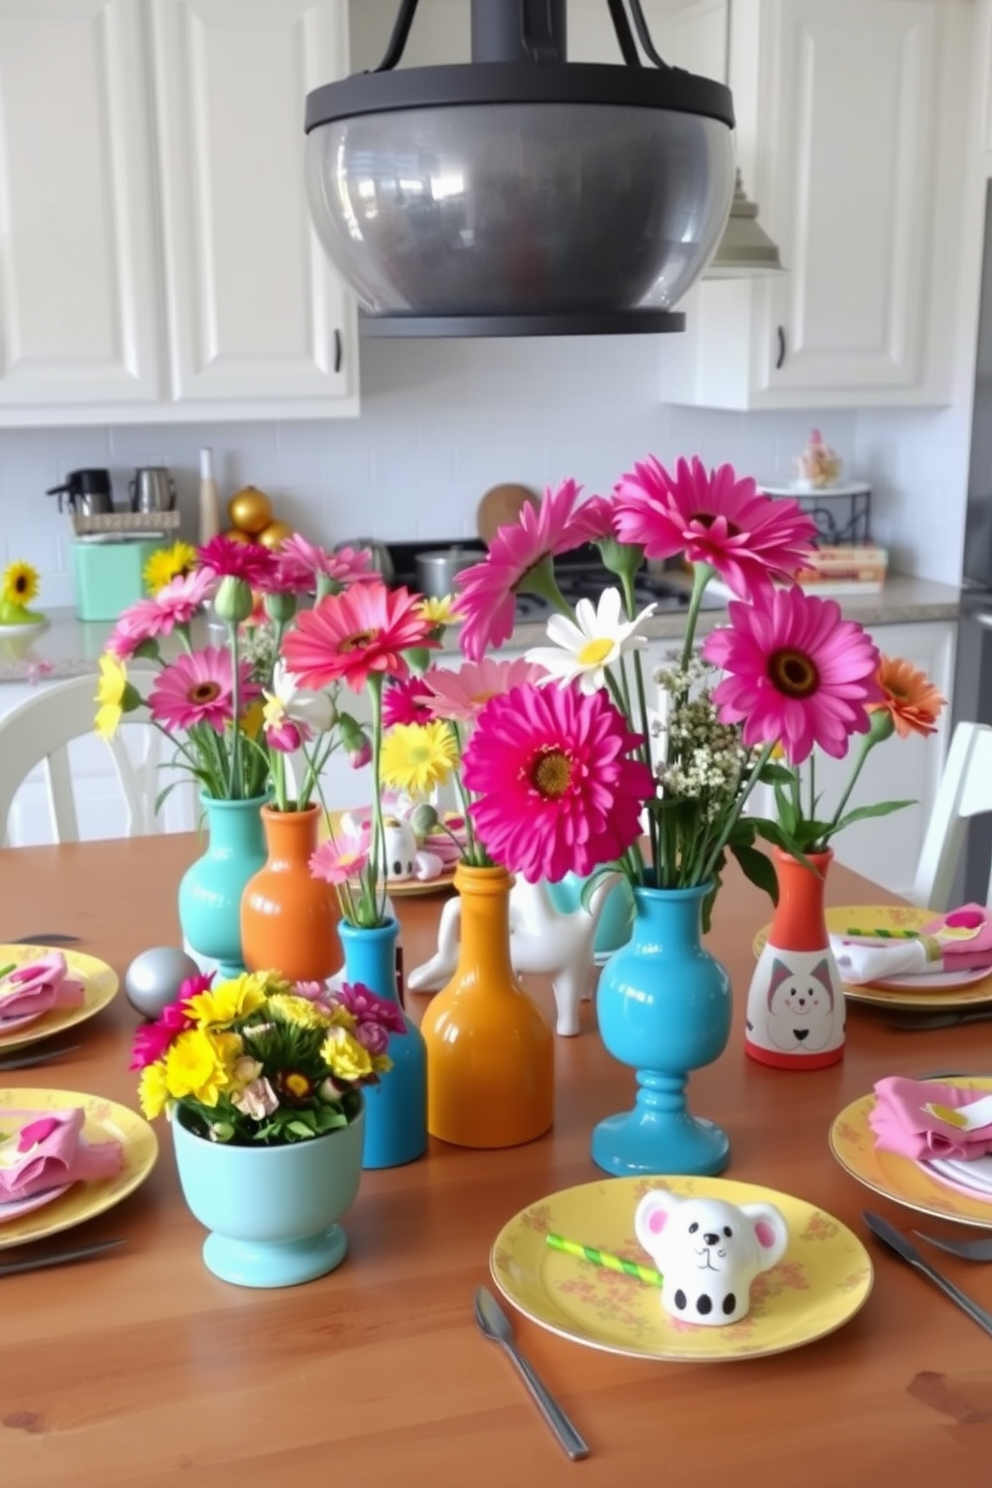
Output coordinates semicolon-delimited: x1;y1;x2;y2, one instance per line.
775;325;787;369
334;329;342;374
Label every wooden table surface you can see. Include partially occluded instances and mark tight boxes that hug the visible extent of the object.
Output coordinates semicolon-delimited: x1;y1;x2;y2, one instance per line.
1;836;991;1487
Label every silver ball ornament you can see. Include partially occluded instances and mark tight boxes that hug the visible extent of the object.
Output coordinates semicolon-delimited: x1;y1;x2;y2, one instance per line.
125;946;202;1020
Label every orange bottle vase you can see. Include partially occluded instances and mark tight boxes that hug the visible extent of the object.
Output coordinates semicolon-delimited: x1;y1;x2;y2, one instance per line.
420;864;555;1148
745;846;846;1069
240;805;341;983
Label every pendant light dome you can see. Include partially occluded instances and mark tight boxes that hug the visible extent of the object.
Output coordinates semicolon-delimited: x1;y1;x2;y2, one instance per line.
304;0;737;337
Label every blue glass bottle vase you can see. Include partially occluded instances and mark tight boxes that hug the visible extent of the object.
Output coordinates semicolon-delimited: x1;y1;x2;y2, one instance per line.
177;794;268;980
338;918;428;1169
592;881;731;1178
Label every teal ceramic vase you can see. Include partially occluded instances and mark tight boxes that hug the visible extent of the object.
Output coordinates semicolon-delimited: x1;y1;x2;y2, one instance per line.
339;918;428;1169
592;882;732;1178
172;1101;364;1287
177;794;268;980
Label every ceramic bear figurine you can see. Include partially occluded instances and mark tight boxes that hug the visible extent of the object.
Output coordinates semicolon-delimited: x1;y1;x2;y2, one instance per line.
634;1189;789;1326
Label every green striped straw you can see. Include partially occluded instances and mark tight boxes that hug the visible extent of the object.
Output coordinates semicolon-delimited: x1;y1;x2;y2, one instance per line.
843;927;919;940
546;1232;663;1287
0;963;16;981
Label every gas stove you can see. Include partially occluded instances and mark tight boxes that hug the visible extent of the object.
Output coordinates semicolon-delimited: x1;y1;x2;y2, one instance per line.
386;542;721;625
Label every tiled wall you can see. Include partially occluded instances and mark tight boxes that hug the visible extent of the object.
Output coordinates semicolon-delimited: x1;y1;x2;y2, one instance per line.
0;334;864;608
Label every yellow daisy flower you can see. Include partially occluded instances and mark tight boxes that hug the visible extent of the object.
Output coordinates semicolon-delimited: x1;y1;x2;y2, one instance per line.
138;1062;171;1120
380;720;459;795
185;974;269;1028
267;993;331;1029
164;1029;234;1106
416;594;463;627
321;1025;374;1083
143;541;198;595
2;560;40;607
94;654;128;740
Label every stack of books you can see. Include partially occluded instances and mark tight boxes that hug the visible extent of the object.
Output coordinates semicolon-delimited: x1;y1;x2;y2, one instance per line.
708;545;889;600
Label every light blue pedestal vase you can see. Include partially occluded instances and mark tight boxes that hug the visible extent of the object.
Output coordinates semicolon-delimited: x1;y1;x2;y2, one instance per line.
172;1102;364;1288
339;918;428;1169
177;794;268;980
592;882;731;1178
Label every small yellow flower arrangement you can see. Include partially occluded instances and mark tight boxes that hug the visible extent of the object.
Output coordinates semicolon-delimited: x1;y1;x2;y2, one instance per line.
143;540;198;596
0;559;46;629
130;967;406;1145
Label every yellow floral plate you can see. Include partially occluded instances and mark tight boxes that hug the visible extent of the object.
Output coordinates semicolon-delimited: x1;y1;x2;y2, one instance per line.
830;1078;992;1231
0;1088;158;1249
753;906;992;1010
490;1176;872;1363
0;944;119;1052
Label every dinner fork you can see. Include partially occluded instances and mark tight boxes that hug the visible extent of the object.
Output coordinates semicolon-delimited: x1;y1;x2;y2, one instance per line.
0;1044;82;1071
913;1229;992;1262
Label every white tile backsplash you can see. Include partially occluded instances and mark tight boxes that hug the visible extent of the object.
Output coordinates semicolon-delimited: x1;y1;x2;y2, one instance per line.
0;331;944;609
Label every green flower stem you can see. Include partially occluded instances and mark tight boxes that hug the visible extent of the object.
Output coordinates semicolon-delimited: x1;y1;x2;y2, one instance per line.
823;710;894;839
447;720;481;862
679;562;714;675
520;556;573;617
227;621;241;800
367;675;387;925
698;740;777;887
808;752;816;822
272;749;287;813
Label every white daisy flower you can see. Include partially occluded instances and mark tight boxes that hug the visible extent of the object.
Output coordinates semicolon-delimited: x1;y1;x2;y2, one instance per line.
525;587;656;695
263;660;336;732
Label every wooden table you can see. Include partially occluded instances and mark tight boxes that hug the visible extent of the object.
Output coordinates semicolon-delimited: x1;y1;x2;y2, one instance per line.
1;836;991;1488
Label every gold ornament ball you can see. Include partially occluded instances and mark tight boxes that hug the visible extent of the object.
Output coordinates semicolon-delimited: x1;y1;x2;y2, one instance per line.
257;519;294;551
222;526;254;545
228;485;272;534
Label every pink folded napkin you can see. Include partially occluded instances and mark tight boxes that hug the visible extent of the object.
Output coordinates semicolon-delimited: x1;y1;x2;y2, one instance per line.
0;1107;123;1202
869;1076;992;1160
0;952;85;1022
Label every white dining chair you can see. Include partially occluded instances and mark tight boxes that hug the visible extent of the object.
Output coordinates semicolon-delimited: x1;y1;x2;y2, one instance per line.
0;672;187;845
911;721;992;910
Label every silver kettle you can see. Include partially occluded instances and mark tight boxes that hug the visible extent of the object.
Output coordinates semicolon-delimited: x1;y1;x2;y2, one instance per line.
336;539;393;584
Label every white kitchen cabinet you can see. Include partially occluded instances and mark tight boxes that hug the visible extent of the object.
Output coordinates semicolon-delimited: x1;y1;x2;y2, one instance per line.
0;0;162;410
745;619;957;896
150;0;357;413
0;0;358;426
666;0;972;410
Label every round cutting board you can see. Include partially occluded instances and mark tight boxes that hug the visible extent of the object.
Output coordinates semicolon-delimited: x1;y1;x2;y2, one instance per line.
476;483;539;545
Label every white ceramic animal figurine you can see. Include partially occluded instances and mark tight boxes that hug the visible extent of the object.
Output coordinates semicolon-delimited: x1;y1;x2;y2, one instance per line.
339;810;444;884
407;872;623;1036
634;1189;789;1326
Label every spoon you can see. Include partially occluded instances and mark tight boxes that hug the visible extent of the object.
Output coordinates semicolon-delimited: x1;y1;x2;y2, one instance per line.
474;1287;589;1460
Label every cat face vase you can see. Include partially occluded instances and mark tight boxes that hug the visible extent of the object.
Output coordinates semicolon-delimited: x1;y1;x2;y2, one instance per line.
634;1189;789;1326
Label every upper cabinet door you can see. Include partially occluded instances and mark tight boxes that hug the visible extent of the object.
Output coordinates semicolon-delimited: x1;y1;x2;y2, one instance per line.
0;0;162;408
757;0;939;396
151;0;357;409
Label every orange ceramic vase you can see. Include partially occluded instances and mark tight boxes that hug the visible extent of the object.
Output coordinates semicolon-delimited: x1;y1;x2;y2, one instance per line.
240;805;340;982
420;864;555;1148
745;847;846;1070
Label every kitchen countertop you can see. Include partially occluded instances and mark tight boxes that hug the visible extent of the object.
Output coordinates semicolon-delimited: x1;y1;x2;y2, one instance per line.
0;574;963;684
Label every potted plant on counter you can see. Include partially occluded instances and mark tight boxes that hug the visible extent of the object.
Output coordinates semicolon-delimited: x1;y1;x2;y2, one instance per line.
132;967;404;1287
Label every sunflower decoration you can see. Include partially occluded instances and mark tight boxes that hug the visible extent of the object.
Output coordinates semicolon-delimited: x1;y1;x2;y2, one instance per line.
143;540;199;596
0;559;46;629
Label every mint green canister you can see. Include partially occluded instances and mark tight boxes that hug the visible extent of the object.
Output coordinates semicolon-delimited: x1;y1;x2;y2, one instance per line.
73;538;167;621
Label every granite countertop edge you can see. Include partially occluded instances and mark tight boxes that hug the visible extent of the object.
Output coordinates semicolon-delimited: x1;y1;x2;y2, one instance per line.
0;575;964;684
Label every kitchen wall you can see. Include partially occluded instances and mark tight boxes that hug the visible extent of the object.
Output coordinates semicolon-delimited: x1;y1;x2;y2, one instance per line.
0;337;863;609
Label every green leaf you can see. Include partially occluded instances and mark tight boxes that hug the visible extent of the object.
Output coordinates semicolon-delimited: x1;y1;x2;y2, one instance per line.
774;784;797;835
831;799;915;833
730;841;779;905
757;762;795;785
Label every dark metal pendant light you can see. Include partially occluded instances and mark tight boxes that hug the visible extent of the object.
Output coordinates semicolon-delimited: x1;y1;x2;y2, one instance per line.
304;0;736;337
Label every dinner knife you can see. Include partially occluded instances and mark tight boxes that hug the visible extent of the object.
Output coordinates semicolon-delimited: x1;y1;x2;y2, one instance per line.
0;1045;82;1072
474;1287;590;1460
0;1238;126;1279
862;1210;992;1339
9;934;82;945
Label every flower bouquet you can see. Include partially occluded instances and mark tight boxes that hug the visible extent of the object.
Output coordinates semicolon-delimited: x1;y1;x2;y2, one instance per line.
131;966;405;1286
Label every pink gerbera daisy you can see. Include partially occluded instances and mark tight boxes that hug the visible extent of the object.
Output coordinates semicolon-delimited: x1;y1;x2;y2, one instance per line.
197;535;278;588
148;647;259;734
456;478;587;660
281;582;435;693
701;586;883;764
154;567;216;624
462;683;654;883
106;599;173;659
128;980;209;1070
613;455;816;599
309;826;371;886
273;535;375;594
567;494;620;545
383;674;435;727
420;657;548;723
